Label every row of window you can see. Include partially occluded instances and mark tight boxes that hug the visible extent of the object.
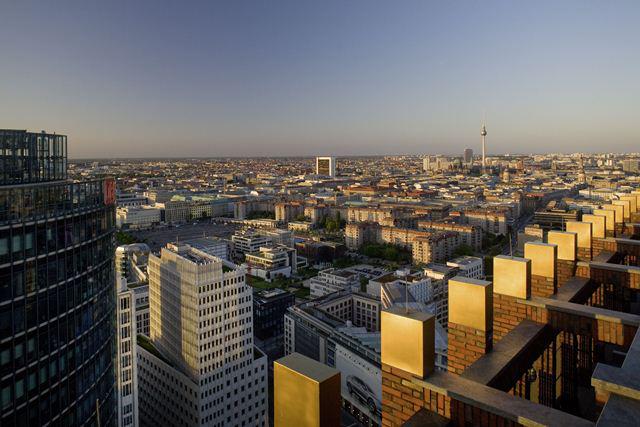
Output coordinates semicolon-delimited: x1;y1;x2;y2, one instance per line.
0;179;112;226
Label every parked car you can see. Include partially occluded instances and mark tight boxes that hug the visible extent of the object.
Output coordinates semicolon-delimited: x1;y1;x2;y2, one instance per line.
346;375;381;414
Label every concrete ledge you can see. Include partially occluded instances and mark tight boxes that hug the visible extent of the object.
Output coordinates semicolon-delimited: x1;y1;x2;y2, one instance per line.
592;251;616;263
551;276;593;303
462;320;553;391
408;371;594;427
403;408;450;427
589;262;640;275
526;296;640;327
592;364;640;401
596;394;640;427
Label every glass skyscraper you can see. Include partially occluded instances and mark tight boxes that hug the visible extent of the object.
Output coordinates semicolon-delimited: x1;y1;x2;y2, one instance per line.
0;130;117;426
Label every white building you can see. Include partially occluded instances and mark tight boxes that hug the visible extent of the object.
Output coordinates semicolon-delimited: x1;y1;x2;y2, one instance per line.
138;243;269;426
116;205;161;230
186;236;229;260
309;268;360;297
446;256;484;279
116;277;139;427
115;244;151;336
245;246;292;281
231;229;271;258
316;156;336;177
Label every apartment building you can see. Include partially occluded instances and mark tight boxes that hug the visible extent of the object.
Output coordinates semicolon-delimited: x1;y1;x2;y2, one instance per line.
411;232;460;265
417;220;483;251
453;208;510;235
274;202;304;222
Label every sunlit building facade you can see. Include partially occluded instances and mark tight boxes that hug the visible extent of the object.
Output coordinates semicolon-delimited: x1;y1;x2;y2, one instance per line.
138;243;268;427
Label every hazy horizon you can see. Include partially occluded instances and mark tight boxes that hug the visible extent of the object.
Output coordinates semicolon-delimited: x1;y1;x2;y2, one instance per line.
2;1;639;158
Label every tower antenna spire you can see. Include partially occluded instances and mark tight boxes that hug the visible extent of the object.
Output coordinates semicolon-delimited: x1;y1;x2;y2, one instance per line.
480;113;487;173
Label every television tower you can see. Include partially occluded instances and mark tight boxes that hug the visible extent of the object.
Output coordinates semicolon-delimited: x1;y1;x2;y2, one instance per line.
481;122;487;172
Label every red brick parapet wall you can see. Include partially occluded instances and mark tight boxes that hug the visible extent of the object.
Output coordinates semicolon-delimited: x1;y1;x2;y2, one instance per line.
493;294;528;343
447;323;492;375
382;365;523;427
557;259;576;287
576;247;592;262
531;274;555;297
382;364;452;426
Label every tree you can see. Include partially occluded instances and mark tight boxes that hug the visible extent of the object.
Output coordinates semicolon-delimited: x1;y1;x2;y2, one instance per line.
453;244;474;257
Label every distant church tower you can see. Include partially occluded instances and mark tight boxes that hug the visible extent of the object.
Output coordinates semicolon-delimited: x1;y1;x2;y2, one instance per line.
481;122;487;172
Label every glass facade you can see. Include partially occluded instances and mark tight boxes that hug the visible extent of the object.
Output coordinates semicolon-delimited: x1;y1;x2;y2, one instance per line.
0;130;68;185
0;130;116;427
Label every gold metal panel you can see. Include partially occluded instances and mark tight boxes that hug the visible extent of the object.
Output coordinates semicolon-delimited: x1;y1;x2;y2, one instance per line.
613;200;631;220
602;203;623;224
593;209;615;231
381;307;435;378
493;255;531;299
449;276;493;331
582;214;606;239
566;221;592;249
620;195;638;213
524;242;557;278
547;231;577;261
274;353;341;427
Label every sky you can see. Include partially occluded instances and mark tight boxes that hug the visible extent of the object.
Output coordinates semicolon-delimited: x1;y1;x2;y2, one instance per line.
1;1;639;158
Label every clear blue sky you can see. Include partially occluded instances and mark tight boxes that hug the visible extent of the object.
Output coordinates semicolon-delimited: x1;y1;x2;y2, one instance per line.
1;1;639;158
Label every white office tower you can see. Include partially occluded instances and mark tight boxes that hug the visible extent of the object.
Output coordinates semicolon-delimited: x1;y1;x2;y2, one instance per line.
138;242;268;427
116;277;139;427
316;156;336;177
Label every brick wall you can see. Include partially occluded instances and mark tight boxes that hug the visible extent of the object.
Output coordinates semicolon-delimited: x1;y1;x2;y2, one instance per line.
576;247;592;262
447;322;492;374
531;274;555;297
557;260;576;287
493;293;528;342
382;364;424;426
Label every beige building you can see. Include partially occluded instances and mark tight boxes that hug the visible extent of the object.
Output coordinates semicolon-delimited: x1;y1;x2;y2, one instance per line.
139;243;268;426
116;206;161;230
412;232;460;265
345;222;462;263
163;200;190;223
417;221;483;250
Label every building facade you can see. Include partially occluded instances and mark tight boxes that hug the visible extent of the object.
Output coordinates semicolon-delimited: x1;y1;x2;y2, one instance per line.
0;129;117;426
138;243;268;427
316;156;336;177
116;278;139;427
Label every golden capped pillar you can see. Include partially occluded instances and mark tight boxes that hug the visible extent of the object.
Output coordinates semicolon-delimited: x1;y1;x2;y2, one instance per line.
582;214;606;239
493;255;531;299
274;353;341;427
381;306;435;378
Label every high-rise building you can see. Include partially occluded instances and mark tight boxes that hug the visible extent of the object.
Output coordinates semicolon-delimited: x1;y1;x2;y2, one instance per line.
137;242;268;426
316;156;336;177
622;159;640;173
0;129;117;425
463;148;473;163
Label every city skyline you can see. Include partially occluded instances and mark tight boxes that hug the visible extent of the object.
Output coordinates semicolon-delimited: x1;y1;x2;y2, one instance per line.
2;1;639;158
